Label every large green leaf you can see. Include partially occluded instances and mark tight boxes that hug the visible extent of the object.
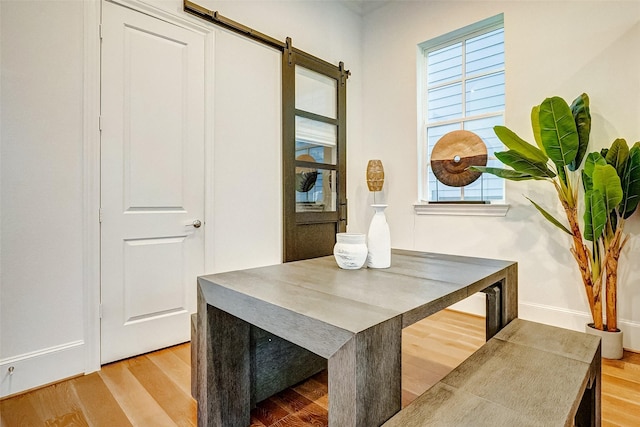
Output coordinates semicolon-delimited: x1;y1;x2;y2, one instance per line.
568;93;591;171
494;150;556;178
525;197;572;235
493;126;548;163
621;146;640;219
605;138;629;177
582;152;607;191
593;164;623;213
583;189;606;242
469;166;544;181
538;96;579;168
531;105;545;152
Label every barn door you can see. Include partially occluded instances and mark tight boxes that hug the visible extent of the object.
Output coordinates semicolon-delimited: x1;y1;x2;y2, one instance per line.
283;42;349;262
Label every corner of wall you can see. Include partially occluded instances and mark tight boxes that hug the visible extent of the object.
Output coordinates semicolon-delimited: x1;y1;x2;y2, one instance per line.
82;0;102;375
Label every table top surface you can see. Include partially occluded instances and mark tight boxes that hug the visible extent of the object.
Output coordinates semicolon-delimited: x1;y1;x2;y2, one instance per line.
198;250;515;337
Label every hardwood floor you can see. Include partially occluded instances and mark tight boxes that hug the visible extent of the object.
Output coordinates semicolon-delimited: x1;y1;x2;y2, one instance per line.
1;310;639;426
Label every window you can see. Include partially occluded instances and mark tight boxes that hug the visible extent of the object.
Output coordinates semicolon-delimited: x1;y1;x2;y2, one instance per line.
419;15;505;205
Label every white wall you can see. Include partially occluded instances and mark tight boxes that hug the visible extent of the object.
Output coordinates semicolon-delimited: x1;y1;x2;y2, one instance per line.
357;1;640;350
210;30;283;273
0;0;86;396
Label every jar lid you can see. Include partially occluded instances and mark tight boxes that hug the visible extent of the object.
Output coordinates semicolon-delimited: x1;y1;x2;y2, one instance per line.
336;233;366;244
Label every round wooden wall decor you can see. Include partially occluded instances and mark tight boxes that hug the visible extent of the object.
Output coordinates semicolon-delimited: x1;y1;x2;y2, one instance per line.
430;130;488;187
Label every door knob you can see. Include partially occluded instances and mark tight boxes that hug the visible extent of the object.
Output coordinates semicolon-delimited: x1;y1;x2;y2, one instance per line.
186;219;202;228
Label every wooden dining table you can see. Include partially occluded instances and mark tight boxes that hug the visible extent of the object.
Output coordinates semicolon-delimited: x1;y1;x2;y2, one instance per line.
195;249;518;427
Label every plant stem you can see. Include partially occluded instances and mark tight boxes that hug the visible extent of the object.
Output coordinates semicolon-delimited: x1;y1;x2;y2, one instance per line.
560;183;603;329
605;252;618;331
604;223;626;332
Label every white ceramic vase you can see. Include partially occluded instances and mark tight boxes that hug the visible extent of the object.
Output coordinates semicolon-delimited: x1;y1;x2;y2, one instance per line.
585;323;623;359
367;204;391;268
333;233;368;269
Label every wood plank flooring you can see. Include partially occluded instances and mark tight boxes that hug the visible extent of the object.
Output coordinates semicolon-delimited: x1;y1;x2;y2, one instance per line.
1;310;639;426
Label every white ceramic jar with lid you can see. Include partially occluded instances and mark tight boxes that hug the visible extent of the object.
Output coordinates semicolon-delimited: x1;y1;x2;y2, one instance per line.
333;233;368;269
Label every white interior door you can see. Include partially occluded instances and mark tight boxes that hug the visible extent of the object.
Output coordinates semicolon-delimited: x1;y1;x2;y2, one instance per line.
100;1;205;364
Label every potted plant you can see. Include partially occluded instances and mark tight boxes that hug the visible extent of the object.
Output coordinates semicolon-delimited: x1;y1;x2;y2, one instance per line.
472;93;639;358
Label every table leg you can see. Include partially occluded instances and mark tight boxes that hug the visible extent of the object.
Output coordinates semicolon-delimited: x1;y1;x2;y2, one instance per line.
327;316;402;427
482;284;501;340
501;263;519;326
197;289;251;427
482;264;517;341
575;343;601;427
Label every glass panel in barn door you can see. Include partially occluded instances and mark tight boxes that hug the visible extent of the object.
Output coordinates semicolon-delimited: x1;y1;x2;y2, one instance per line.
295;65;337;119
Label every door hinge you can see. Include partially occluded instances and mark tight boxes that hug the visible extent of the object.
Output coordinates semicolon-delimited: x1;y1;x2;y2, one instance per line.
99;24;103;40
99;208;103;223
98;116;102;132
99;304;103;319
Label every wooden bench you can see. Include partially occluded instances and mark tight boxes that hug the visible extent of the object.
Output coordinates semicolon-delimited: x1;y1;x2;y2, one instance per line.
383;318;601;427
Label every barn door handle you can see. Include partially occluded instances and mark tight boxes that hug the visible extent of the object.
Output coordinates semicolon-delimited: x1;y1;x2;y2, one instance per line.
339;201;347;223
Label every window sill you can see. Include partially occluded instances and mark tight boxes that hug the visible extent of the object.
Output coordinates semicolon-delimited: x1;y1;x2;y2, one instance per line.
413;203;510;217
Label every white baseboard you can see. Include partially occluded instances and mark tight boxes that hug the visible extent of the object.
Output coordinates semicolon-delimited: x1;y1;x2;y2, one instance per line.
0;341;85;398
519;302;640;353
450;295;640;353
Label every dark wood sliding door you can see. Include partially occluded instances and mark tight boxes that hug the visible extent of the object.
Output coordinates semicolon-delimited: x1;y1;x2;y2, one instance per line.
282;40;348;262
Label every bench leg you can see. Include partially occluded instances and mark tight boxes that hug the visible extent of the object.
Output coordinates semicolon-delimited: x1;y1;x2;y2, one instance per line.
482;284;502;340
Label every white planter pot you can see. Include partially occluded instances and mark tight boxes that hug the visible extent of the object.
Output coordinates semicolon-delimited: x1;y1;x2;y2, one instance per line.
585;323;623;359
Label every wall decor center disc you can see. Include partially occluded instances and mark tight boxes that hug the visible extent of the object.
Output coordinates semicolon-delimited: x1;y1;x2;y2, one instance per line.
430;130;488;187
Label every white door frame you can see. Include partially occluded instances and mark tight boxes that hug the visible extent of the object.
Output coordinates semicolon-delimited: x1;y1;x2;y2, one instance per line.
82;0;216;373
